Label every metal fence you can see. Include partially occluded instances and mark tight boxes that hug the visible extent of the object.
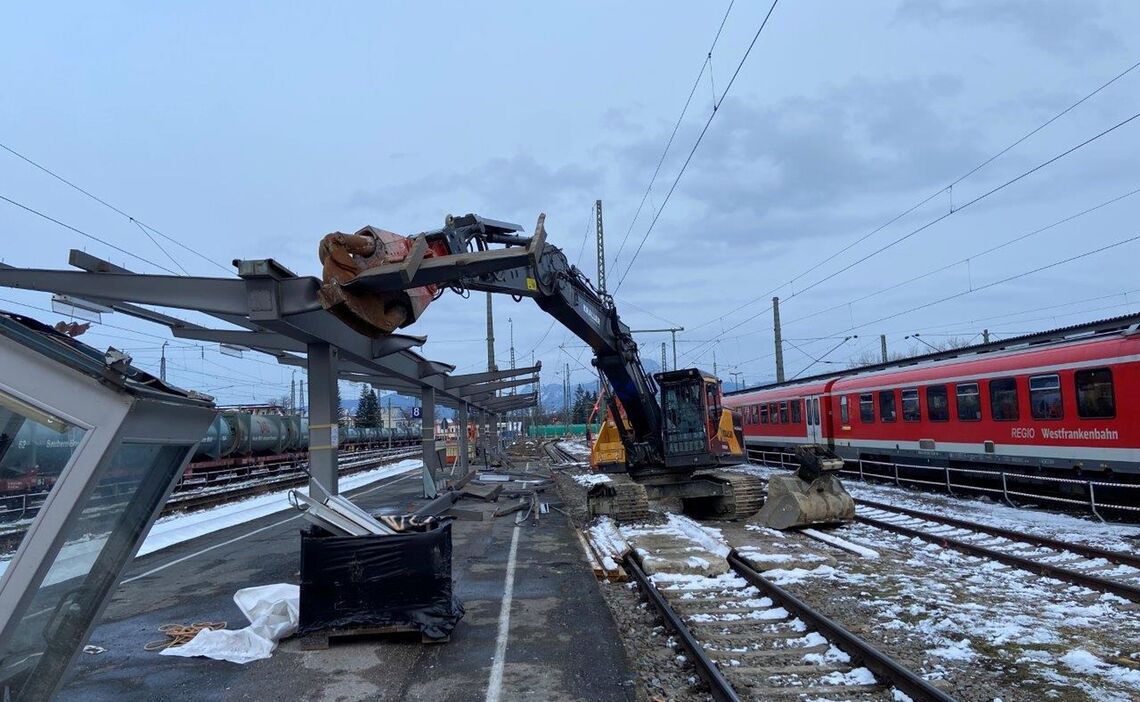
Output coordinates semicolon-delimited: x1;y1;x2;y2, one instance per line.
745;447;1140;521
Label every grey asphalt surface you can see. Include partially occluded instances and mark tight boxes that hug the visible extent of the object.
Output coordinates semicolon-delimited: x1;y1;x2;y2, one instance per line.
58;468;636;702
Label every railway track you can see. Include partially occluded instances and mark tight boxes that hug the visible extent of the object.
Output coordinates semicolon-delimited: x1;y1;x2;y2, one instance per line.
544;440;581;465
0;447;419;553
740;457;1140;601
625;549;958;702
856;501;1140;603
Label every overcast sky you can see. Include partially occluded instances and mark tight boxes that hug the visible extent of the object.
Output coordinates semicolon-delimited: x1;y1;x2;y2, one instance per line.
3;1;1140;405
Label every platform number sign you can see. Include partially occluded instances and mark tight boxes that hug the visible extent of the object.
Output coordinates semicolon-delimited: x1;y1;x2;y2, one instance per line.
411;406;422;419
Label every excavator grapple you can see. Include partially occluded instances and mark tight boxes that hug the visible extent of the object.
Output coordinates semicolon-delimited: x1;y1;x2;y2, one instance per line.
755;445;856;529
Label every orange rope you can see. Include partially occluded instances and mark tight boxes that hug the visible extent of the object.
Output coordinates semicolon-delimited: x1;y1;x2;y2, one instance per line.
143;622;227;652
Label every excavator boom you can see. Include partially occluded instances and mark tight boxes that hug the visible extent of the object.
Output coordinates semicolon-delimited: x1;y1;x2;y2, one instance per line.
317;212;853;526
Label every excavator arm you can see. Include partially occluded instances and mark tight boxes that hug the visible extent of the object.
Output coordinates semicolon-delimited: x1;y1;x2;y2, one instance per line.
320;213;663;468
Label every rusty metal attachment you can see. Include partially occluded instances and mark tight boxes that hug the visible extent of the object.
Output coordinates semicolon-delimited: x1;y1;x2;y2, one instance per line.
318;226;443;337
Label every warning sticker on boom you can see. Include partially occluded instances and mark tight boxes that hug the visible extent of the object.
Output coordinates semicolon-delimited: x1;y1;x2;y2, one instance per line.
526;277;537;291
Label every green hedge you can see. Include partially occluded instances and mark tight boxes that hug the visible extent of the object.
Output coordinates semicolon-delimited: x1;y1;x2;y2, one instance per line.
526;423;600;437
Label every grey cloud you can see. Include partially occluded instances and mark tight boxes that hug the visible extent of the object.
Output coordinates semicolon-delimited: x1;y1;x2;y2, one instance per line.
896;0;1120;57
347;154;602;214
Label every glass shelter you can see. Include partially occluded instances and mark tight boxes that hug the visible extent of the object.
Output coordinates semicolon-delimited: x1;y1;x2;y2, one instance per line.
0;312;216;701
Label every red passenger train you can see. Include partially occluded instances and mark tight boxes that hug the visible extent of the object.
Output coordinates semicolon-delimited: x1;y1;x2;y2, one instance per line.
723;315;1140;484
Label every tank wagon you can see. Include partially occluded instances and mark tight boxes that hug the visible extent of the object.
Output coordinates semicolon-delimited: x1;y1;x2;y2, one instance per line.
0;406;423;497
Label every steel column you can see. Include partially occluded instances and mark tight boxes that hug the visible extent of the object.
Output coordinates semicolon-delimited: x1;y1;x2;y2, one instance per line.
458;402;470;473
306;342;339;495
421;386;438;498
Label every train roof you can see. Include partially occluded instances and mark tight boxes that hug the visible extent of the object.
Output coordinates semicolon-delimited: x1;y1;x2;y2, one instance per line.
725;311;1140;400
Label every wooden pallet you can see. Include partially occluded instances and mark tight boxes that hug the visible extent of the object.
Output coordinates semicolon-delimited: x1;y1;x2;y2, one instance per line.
297;624;450;649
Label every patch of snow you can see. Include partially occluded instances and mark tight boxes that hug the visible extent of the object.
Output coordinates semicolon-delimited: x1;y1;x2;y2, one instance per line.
802;527;880;559
0;459;423;582
927;638;976;662
764;564;838;585
586;516;629;562
818;666;877;686
572;473;612;487
1060;649;1140;686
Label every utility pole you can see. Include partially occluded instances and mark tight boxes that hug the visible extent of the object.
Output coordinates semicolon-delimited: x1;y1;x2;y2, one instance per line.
486;292;496;372
983;328;990;344
880;334;888;363
299;380;306;417
772;296;785;383
713;348;718;378
563;363;570;435
730;371;743;390
387;396;392;448
595;199;608;418
160;341;168;383
508;317;516;395
631;327;683;369
595;199;606;296
290;370;296;412
661;342;667;373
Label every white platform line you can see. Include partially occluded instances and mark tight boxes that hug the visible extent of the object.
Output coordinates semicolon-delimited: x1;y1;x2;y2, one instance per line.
122;473;415;584
486;525;521;702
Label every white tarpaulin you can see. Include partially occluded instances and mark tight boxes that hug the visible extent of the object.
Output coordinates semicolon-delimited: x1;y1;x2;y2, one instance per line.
161;583;300;664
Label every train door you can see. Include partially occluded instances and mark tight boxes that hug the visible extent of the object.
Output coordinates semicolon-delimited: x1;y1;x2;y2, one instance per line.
806;395;822;444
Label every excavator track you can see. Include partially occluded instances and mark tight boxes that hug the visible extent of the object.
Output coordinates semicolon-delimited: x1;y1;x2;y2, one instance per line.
682;471;765;521
587;475;650;522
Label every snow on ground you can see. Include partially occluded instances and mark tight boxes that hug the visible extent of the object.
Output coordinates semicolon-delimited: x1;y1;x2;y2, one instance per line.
792;519;1140;700
572;473;612;487
0;459;422;580
801;527;880;559
733;461;1140;557
555;439;592;460
620;512;732;562
586;516;630;563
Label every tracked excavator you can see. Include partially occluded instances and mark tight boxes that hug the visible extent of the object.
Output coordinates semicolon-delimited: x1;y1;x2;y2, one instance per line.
316;212;852;525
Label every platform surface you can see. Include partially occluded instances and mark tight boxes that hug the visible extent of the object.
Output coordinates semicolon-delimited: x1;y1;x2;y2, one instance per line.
58;470;635;702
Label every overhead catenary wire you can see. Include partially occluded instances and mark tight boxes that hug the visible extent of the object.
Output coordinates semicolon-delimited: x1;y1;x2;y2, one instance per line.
613;0;780;294
679;109;1140;365
609;1;736;274
0;141;232;274
0;193;180;275
687;58;1140;334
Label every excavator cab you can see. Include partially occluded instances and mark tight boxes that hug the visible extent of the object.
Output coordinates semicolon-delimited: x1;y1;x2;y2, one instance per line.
655;369;744;468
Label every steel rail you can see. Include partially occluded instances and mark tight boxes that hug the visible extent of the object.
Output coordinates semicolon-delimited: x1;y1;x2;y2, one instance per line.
857;498;1140;569
857;514;1140;603
623;552;741;702
727;550;960;702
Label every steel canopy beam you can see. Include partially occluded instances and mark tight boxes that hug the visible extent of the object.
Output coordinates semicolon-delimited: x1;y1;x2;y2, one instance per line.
444;363;541;389
1;252;499;412
457;376;537;398
171;327;308;353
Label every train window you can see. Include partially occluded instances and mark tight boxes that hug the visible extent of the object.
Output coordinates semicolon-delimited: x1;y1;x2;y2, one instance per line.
779;401;788;424
759;404;768;424
1029;375;1062;419
859;393;874;422
878;390;897;422
791;400;802;423
901;388;920;422
956;383;981;421
840;395;849;424
1075;368;1115;419
926;385;949;421
989;378;1019;421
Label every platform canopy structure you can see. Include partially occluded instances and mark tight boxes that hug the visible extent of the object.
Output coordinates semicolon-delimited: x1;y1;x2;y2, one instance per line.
0;250;538;499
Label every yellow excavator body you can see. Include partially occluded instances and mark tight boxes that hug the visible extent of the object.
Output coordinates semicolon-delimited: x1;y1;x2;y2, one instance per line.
716;408;745;464
589;414;627;472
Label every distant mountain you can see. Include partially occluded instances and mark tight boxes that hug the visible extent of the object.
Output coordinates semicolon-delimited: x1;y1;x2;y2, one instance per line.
538;357;662;411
